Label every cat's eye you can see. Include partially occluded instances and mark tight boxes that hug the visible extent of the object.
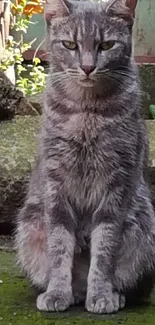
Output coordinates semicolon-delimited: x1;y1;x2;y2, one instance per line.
99;41;115;51
62;40;77;50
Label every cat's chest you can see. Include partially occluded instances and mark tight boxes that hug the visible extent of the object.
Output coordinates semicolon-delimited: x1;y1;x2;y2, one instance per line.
57;114;120;207
49;114;135;207
61;113;110;163
61;113;119;175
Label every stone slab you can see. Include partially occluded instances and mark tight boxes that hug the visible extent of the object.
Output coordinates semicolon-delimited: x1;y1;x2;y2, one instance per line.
0;117;155;229
0;117;39;227
0;71;39;122
140;64;155;119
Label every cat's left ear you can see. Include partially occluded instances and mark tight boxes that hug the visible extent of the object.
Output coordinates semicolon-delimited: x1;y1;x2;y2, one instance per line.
106;0;138;20
45;0;72;25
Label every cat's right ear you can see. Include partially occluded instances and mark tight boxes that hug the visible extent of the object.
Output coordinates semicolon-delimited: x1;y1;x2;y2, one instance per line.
45;0;72;25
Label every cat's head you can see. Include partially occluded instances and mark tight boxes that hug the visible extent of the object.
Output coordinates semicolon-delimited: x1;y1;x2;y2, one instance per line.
45;0;138;89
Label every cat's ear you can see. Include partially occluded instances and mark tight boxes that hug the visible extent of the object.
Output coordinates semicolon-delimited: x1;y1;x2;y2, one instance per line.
106;0;138;21
45;0;72;24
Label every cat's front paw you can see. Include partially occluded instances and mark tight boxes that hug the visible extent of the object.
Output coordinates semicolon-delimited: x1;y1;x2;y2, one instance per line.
86;291;125;314
36;289;72;312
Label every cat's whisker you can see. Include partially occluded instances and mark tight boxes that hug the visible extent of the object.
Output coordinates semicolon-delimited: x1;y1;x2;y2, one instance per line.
50;75;68;86
67;72;79;77
114;65;131;70
97;68;136;81
68;73;79;77
97;66;133;80
96;69;110;74
50;76;67;82
50;79;67;87
51;71;66;76
96;72;124;84
67;69;78;73
98;73;126;89
112;71;136;80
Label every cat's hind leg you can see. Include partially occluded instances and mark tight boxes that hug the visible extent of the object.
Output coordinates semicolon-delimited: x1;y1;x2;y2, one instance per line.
15;198;49;292
114;200;155;302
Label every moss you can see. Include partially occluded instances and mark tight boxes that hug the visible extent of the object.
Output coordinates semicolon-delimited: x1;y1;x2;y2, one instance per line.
146;120;155;166
0;251;155;325
0;116;39;176
139;64;155;119
0;116;40;225
0;117;155;227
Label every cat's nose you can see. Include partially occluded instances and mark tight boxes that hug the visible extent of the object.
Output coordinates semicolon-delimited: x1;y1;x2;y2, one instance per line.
81;65;96;76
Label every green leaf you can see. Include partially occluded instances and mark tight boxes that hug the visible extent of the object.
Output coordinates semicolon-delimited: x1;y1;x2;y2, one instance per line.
149;105;155;119
33;57;41;65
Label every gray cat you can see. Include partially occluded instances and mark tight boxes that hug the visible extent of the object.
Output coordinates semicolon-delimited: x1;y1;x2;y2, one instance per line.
15;0;155;314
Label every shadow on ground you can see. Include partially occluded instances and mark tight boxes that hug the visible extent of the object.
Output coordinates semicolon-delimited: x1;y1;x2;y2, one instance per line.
0;250;155;325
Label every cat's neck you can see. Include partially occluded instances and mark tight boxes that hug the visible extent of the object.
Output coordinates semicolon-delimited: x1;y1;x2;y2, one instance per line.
45;73;139;117
44;85;139;123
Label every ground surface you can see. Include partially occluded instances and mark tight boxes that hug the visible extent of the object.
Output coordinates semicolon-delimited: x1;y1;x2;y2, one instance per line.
0;250;155;325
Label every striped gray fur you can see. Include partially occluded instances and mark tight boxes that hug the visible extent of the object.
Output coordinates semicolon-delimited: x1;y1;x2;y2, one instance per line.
15;0;155;314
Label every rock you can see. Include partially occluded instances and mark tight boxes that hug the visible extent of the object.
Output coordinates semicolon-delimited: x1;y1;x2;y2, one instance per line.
147;120;155;167
140;65;155;119
146;120;155;207
0;116;39;230
27;94;42;115
0;235;14;251
0;71;39;121
0;118;155;232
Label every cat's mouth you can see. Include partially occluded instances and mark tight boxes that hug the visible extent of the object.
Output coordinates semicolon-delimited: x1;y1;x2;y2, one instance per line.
78;77;95;88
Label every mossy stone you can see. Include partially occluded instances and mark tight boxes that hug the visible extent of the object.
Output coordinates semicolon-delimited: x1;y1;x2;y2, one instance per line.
147;120;155;167
0;116;39;226
139;65;155;119
0;118;155;228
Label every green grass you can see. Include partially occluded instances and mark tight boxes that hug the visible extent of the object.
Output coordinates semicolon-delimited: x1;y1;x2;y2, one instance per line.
0;251;155;325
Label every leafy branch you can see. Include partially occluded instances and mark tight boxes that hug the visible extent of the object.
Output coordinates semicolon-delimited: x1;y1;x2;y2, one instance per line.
0;0;47;96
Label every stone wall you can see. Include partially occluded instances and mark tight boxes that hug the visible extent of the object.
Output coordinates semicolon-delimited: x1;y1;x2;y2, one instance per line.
0;64;155;232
